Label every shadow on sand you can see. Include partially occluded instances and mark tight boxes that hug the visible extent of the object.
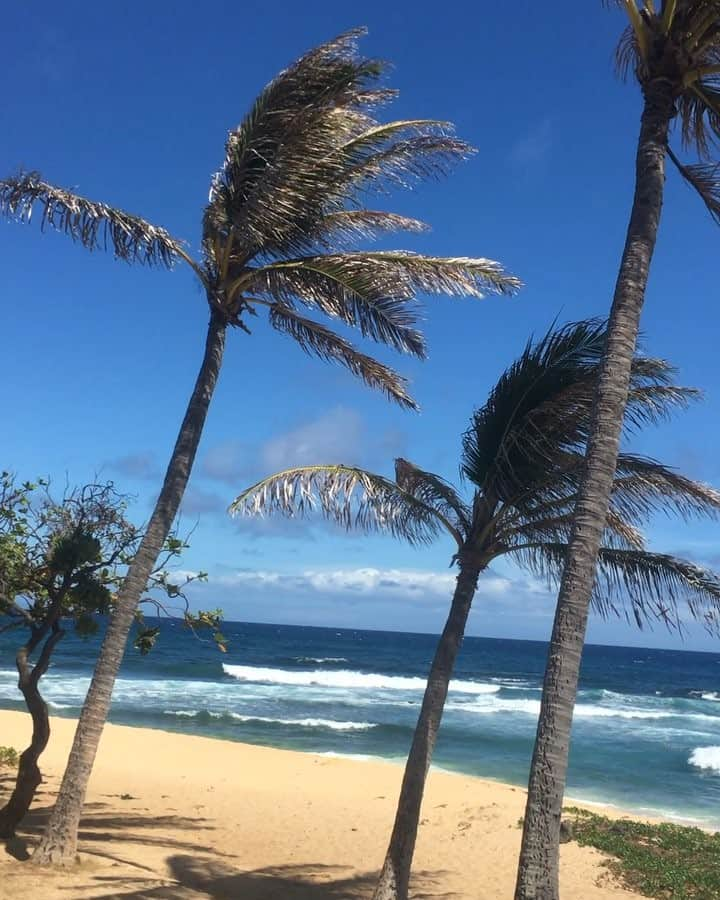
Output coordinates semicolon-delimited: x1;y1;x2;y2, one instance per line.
2;783;457;900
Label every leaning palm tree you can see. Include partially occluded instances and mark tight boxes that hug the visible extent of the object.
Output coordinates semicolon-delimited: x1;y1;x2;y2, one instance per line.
230;319;720;900
515;6;720;896
0;30;519;864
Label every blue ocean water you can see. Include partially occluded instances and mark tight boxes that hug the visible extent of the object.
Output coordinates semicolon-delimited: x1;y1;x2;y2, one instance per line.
1;620;719;827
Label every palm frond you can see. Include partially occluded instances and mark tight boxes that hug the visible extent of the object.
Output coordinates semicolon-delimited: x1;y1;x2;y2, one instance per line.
309;210;430;247
394;457;471;537
340;135;475;193
229;464;458;546
510;541;720;633
506;508;645;551
461;319;609;495
202;30;476;265
0;172;184;268
243;255;427;356
268;304;416;409
610;452;720;522
667;146;720;224
461;319;697;501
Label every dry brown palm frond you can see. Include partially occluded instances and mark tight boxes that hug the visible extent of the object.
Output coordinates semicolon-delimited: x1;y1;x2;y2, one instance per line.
268;304;416;409
229;464;459;546
0;172;185;268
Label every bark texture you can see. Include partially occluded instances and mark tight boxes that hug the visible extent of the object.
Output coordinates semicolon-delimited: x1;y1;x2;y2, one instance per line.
32;311;227;865
514;82;675;900
372;562;481;900
0;627;64;838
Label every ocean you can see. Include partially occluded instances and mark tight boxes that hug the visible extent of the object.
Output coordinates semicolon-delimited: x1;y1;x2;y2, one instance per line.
1;620;719;828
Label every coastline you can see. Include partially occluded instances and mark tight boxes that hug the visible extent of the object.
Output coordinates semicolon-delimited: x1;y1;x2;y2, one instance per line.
0;710;645;899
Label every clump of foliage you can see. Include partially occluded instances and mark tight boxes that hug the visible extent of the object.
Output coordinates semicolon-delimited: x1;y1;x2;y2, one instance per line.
0;472;225;837
565;807;720;900
0;747;18;768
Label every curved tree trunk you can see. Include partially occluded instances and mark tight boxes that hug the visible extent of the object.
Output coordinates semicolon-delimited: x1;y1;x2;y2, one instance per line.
32;310;227;866
0;627;64;838
373;563;481;900
514;82;675;900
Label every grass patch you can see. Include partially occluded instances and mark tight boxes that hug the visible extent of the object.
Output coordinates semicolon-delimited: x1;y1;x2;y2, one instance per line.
564;806;720;899
0;747;18;768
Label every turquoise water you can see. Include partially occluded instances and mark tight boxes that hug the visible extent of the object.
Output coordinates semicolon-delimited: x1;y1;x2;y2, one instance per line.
1;620;719;827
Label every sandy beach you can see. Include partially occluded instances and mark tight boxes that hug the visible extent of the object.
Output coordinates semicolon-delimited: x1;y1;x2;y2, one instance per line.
0;710;645;899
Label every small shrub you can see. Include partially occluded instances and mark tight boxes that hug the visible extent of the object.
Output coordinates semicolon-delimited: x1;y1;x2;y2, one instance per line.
0;747;19;768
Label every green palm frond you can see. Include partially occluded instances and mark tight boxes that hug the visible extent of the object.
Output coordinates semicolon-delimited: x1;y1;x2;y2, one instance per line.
507;508;645;551
610;1;720;216
610;453;720;523
461;319;698;501
242;253;519;359
461;319;609;495
229;464;460;546
667;147;720;223
310;210;430;247
268;304;416;409
0;172;185;269
242;255;427;356
203;29;474;263
511;541;720;633
394;458;471;536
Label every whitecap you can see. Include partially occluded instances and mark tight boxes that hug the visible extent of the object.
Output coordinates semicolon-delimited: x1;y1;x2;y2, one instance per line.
689;746;720;773
222;664;500;695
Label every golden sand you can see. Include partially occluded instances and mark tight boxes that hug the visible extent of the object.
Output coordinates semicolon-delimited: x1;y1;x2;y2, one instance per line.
0;710;642;898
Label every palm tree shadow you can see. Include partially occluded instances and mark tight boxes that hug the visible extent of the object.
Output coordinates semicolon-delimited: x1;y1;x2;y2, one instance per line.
4;800;223;866
87;857;459;899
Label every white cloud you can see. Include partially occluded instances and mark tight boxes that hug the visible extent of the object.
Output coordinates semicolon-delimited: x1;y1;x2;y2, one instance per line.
192;565;538;604
510;119;552;167
201;406;405;486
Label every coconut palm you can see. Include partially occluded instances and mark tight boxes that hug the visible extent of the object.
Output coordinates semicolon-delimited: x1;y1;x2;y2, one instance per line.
0;30;519;864
229;319;720;900
514;6;720;896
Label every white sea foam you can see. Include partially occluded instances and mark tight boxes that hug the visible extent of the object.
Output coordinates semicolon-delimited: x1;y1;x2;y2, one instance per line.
702;692;720;702
294;657;348;664
163;709;375;731
689;746;720;773
222;664;500;695
448;696;720;722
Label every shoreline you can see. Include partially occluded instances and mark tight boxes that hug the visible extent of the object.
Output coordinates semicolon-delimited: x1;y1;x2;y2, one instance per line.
0;709;662;898
18;704;716;832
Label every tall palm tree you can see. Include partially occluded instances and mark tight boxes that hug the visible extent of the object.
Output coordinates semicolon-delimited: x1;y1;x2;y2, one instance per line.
0;30;519;865
230;319;720;900
515;6;720;897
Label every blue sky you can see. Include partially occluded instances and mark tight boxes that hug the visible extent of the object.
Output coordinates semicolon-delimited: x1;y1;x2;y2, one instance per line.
3;1;720;650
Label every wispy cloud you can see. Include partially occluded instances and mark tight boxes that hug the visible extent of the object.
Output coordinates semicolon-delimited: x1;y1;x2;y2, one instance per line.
106;452;160;481
202;406;406;487
510;119;552;167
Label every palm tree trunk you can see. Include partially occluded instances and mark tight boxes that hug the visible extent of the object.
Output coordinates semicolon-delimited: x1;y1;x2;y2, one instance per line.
514;81;675;900
372;562;481;900
0;628;64;838
31;309;227;866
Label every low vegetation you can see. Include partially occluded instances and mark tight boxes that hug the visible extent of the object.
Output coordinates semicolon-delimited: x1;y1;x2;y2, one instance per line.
565;807;720;900
0;747;18;768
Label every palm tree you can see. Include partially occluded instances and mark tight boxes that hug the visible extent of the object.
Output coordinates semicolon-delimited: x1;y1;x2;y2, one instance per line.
0;30;519;865
514;6;720;896
229;319;720;900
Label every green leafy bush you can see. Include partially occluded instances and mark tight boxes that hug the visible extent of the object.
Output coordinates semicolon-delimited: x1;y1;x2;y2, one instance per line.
565;806;720;899
0;747;19;768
